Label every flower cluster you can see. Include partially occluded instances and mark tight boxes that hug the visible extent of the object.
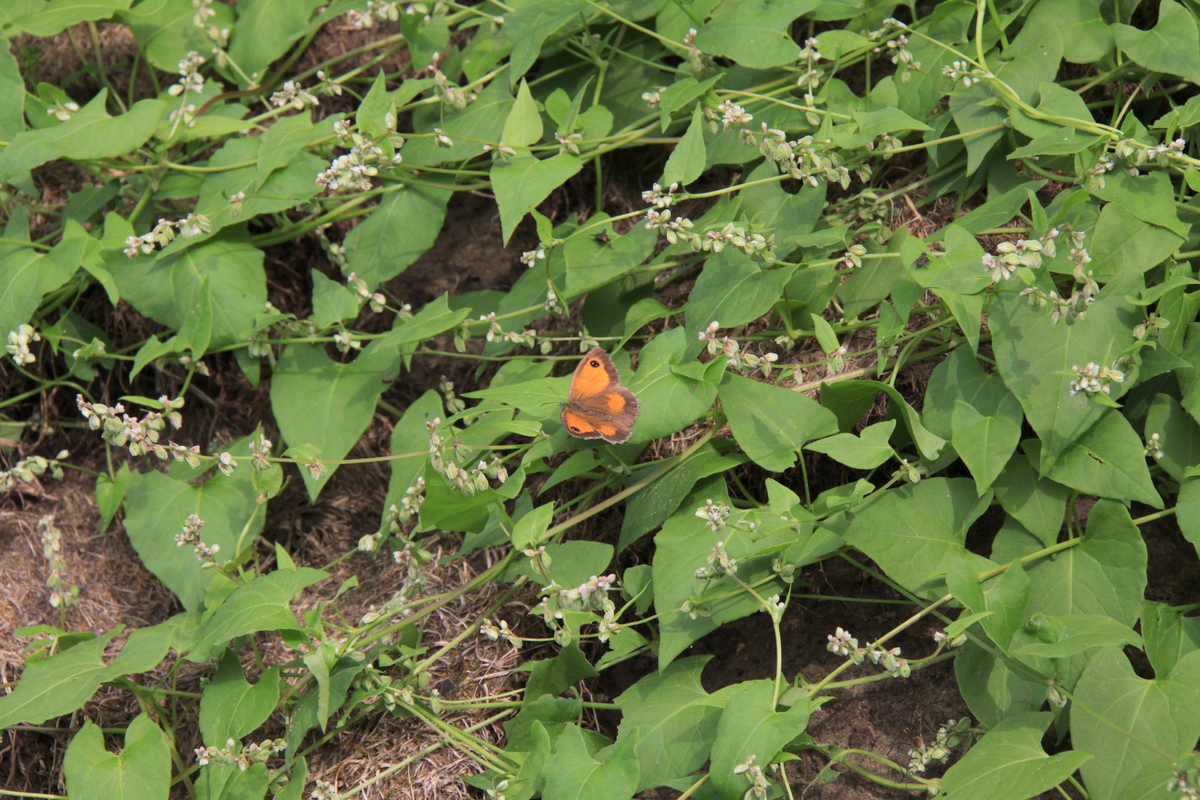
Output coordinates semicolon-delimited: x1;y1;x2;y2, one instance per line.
123;213;212;257
758;126;853;190
841;244;868;269
696;497;731;532
556;575;618;617
346;272;389;313
733;754;770;800
1069;361;1125;399
383;478;426;534
519;244;547;268
907;718;973;774
195;738;286;770
345;0;402;27
76;395;203;464
1145;432;1164;460
192;0;229;46
1118;136;1188;176
696;541;738;579
166;51;206;129
1168;753;1200;800
433;70;476;110
697;322;780;376
717;100;754;130
427;419;508;495
941;60;991;88
316;118;404;193
46;100;79;121
0;451;67;493
894;458;927;484
175;514;222;567
269;80;319;110
38;516;79;609
6;324;41;365
827;626;912;677
1134;313;1170;341
476;312;538;348
876;34;921;83
481;617;522;649
642;182;678;208
1085;153;1115;191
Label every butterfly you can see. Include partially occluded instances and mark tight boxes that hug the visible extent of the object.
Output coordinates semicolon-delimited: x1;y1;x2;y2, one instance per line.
560;347;640;444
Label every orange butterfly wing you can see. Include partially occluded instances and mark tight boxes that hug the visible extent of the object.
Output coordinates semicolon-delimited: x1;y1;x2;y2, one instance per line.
561;348;640;444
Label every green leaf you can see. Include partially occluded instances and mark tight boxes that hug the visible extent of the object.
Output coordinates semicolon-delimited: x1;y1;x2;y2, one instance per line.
344;182;452;288
1074;649;1200;800
804;420;896;469
693;0;816;69
1023;0;1113;64
492;154;583;244
709;680;811;798
505;0;586;85
837;237;903;318
120;0;234;69
0;220;85;337
819;379;948;460
1086;203;1185;278
270;342;399;501
948;84;1007;175
1141;600;1200;680
660;106;707;188
110;235;267;350
1040;411;1163;508
311;270;361;328
614;657;725;791
11;0;131;37
256;110;319;183
63;714;170;800
1092;170;1189;238
938;712;1091;799
1144;394;1200;481
736;160;826;248
378;390;444;534
95;462;130;534
0;94;165;189
833;478;994;597
225;0;324;88
620;443;746;552
199;651;282;746
989;273;1139;470
1013;613;1141;658
951;394;1023;495
404;81;513;166
1177;478;1200;557
356;71;395;139
950;558;1031;651
0;629;118;727
123;460;266;611
511;502;555;550
626;327;720;442
0;43;25;140
991;452;1069;548
684;251;796;341
719;373;839;472
541;724;639;800
186;568;328;661
503;79;543;148
563;213;658;297
1113;0;1200;84
955;636;1045;729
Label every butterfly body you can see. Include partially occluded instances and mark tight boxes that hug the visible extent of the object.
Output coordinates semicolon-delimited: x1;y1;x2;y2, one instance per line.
560;347;639;444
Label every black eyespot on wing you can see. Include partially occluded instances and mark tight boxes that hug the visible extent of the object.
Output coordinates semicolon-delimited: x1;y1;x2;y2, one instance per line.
589;359;601;368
